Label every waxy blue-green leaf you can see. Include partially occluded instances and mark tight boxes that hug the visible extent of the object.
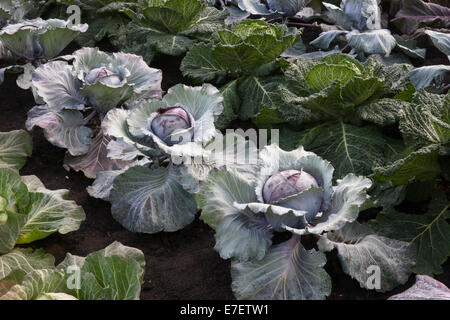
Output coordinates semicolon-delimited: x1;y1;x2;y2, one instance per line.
231;236;331;300
26;105;93;157
292;174;371;235
199;169;273;261
110;165;197;233
0;18;88;61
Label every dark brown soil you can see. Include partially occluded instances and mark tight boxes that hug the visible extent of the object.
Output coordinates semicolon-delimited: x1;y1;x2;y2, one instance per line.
1;52;449;300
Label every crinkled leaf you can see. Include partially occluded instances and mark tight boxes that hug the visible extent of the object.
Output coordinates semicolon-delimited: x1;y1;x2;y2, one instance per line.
298;122;387;178
374;145;441;186
399;90;450;148
237;75;282;120
356;98;409;126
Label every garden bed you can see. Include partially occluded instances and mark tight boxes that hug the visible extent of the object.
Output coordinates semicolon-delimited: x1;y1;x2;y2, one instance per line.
2;50;448;300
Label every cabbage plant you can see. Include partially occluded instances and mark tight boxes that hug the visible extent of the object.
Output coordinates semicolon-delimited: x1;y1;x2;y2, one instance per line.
0;129;85;253
181;19;299;125
311;0;399;57
88;83;228;233
0;18;88;87
111;0;227;58
263;53;413;179
181;19;299;82
26;47;163;179
199;144;416;299
0;241;145;300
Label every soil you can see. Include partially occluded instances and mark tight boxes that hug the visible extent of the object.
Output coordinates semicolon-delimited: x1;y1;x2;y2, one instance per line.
1;40;449;300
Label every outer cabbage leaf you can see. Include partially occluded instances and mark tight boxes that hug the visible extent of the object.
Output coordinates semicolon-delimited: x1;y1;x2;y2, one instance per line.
346;29;397;56
59;241;145;300
0;248;55;282
404;65;450;90
291;173;371;235
0;130;32;170
64;132;132;179
0;18;88;60
181;20;298;80
109;165;197;233
231;236;331;300
119;0;227;56
374;145;441;186
26;105;93;157
0;168;85;253
391;0;450;35
318;221;415;292
369;191;450;276
198;169;273;261
282;122;387;178
399;90;449;149
389;275;450;300
1;242;145;300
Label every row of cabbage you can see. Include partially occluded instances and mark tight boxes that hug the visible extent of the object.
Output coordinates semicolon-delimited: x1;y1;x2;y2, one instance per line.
0;0;449;300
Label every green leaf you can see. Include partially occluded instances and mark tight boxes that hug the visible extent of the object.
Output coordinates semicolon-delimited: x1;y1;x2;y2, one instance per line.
0;130;32;170
231;236;331;300
399;90;450;148
299;121;387;178
356;98;409;126
215;80;240;130
370;192;450;275
14;176;86;244
75;242;145;300
0;168;85;252
0;269;67;300
306;63;357;92
237;76;282;120
180;42;228;82
0;248;55;282
374;145;441;186
318;221;415;292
